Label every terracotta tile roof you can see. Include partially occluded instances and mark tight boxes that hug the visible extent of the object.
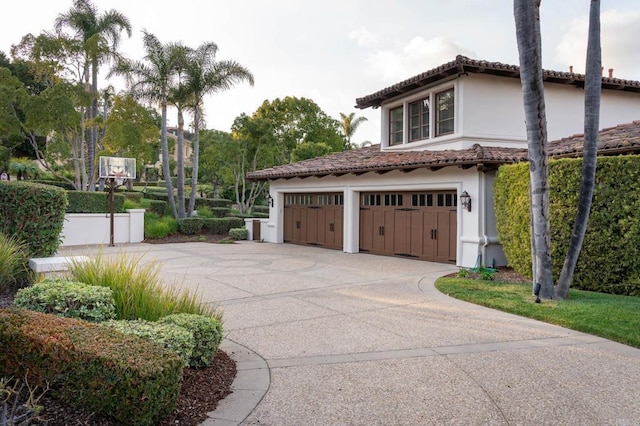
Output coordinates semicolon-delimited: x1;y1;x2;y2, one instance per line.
356;55;640;109
246;144;528;181
246;120;640;181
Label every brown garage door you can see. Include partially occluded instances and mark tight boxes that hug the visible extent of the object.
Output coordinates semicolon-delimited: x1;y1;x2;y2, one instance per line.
284;193;343;250
359;191;457;263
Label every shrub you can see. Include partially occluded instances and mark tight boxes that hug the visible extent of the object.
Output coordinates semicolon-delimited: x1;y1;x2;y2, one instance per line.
147;199;167;216
229;228;249;241
0;308;183;425
0;181;67;257
196;206;214;218
14;279;116;323
102;319;194;367
195;197;232;209
202;217;245;235
0;233;31;293
159;314;223;368
66;190;125;213
144;214;177;239
68;253;222;321
119;191;143;203
28;180;75;190
177;217;204;235
495;156;640;295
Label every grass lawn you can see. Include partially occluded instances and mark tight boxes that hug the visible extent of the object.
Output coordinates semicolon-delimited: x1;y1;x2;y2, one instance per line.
435;277;640;349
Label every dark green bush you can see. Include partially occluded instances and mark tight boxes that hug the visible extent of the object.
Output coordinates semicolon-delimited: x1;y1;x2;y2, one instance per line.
252;205;269;214
118;191;143;203
176;217;204;235
0;308;183;425
494;156;640;295
194;197;232;209
66;191;125;213
144;191;169;202
202;217;245;234
229;228;249;241
159;314;223;368
0;181;67;257
147;200;167;216
14;279;116;323
29;180;75;190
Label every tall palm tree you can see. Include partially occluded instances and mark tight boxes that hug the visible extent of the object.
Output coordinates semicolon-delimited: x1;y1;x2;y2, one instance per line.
514;0;554;298
111;31;182;218
182;42;254;216
55;0;131;190
339;112;368;148
556;0;602;299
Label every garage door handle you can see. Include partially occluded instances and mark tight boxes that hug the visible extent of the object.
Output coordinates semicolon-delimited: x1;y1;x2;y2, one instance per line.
430;229;437;239
296;221;301;229
378;226;385;236
329;223;334;232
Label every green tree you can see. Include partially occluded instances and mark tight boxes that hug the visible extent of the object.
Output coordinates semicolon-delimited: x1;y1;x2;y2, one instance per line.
0;67;29;169
101;94;159;179
199;129;235;198
55;0;132;189
339;112;368;148
181;42;254;216
112;31;184;218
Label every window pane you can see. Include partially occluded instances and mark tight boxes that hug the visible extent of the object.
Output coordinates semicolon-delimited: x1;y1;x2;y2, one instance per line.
408;97;429;142
389;107;403;145
436;89;454;136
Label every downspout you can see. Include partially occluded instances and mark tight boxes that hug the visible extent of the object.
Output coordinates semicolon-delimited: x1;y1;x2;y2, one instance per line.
479;171;489;267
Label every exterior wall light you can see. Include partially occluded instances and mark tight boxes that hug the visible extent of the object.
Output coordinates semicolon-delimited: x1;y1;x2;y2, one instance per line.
267;193;274;207
460;191;472;212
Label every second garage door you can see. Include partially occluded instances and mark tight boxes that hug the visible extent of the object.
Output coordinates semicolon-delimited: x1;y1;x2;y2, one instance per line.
359;191;457;263
284;193;343;249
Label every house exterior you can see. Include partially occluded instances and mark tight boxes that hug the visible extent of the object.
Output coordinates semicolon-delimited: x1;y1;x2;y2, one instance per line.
247;56;640;268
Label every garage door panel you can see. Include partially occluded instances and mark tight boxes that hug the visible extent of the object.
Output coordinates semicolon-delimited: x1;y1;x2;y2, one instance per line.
284;193;343;251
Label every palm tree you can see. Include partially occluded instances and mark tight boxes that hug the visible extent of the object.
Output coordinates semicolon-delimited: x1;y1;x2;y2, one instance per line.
514;0;554;298
182;42;254;216
339;112;368;149
556;0;602;299
55;0;132;190
111;31;182;218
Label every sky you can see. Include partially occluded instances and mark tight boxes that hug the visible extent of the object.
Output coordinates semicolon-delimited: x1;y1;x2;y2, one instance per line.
2;0;640;145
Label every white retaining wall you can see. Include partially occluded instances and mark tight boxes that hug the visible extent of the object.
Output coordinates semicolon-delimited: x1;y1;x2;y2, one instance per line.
60;209;145;246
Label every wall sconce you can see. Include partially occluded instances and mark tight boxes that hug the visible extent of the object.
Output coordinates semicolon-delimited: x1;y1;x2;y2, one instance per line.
460;191;472;212
266;193;274;207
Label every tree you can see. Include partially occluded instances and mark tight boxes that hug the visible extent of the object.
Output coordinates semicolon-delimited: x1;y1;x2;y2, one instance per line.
112;31;183;218
199;129;235;198
514;0;554;298
55;0;132;189
339;112;368;148
556;0;602;299
181;42;254;216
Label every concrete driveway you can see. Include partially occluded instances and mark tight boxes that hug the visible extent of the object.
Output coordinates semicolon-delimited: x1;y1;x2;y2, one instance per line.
60;242;640;425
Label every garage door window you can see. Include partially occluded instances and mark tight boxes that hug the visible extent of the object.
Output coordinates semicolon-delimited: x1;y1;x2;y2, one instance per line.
437;193;457;207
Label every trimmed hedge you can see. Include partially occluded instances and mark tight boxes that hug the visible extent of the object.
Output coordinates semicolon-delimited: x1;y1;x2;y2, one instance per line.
195;197;232;209
0;181;67;257
159;314;223;368
118;191;143;203
103;319;194;368
202;217;245;235
0;308;183;425
29;180;75;190
177;217;204;235
66;190;125;213
147;200;167;216
252;205;269;214
229;228;249;241
494;155;640;296
14;279;116;323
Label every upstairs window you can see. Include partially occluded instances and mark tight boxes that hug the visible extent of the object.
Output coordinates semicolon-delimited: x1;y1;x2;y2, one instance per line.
389;106;403;145
409;97;430;142
436;89;455;136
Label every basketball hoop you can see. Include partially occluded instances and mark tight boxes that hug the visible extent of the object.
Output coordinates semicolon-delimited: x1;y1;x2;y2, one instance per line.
115;177;124;186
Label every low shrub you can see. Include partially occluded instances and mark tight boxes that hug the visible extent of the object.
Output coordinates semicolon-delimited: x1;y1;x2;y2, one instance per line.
252;205;269;214
28;180;75;190
0;308;183;426
229;228;249;241
194;197;232;209
0;181;67;257
14;279;116;323
145;214;177;239
68;253;221;321
202;217;245;235
119;191;143;203
147;200;167;216
159;314;223;368
66;191;125;213
0;233;31;293
103;319;194;367
176;217;204;235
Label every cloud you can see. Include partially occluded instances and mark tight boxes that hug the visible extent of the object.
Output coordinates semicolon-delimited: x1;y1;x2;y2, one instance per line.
554;10;640;79
348;27;378;48
361;36;476;82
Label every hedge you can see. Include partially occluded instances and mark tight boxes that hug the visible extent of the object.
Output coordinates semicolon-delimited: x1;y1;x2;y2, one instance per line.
494;155;640;296
66;190;125;213
0;181;67;257
176;217;204;235
0;308;183;425
159;314;223;368
229;228;249;241
202;217;245;234
147;199;167;216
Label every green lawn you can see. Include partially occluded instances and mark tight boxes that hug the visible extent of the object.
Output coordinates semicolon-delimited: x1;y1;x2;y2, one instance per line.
435;277;640;349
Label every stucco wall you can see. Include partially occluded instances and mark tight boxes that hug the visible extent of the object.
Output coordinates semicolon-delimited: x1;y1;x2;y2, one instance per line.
264;168;503;268
60;209;145;246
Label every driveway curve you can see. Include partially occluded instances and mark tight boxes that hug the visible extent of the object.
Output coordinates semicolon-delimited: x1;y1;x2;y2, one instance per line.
61;242;640;425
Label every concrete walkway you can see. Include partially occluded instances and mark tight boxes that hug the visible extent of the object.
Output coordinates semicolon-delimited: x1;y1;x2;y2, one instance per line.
59;242;640;425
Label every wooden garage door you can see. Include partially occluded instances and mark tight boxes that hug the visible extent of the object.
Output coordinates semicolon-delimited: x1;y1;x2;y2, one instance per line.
284;193;343;250
359;191;457;263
